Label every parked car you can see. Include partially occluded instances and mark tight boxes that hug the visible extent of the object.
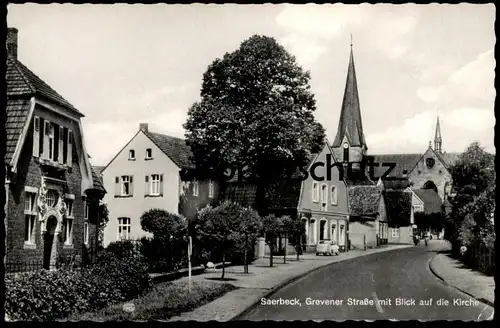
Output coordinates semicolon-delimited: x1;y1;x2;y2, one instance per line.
316;240;339;256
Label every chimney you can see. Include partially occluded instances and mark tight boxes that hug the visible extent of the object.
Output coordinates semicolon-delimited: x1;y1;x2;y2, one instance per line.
139;123;148;132
7;28;18;59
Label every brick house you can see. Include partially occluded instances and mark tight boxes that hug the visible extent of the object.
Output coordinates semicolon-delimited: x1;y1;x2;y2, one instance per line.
100;123;219;246
5;28;106;271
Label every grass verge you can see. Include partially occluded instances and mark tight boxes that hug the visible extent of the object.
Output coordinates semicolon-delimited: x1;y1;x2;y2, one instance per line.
66;280;237;321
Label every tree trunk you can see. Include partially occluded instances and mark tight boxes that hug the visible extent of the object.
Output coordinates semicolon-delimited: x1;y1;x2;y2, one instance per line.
296;236;300;261
221;253;225;280
269;240;274;267
283;234;287;264
244;235;248;274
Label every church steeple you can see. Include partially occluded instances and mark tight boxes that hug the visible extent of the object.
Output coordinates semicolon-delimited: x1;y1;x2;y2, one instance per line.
434;114;442;154
332;42;367;150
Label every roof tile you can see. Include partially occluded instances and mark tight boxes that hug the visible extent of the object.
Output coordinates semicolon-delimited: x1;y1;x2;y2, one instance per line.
413;189;443;214
144;131;194;170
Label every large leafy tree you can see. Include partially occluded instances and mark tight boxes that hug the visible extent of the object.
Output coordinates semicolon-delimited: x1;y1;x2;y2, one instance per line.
184;35;325;214
445;141;495;253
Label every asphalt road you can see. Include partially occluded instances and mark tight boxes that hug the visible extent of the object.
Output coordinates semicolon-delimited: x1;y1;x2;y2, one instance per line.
239;242;494;321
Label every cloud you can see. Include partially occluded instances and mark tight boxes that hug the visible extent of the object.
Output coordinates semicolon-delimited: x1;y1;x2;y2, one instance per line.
367;108;494;154
275;4;418;65
417;49;495;105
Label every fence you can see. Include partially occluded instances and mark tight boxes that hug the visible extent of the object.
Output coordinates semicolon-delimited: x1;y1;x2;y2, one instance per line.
463;242;495;276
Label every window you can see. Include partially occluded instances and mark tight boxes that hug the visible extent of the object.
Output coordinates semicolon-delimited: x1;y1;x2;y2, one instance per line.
331;186;338;205
343;143;349;162
146;148;152;159
63;218;73;245
129;149;135;160
46;122;55;161
118;217;131;240
208;180;214;198
24;192;36;212
391;228;399;238
84;222;89;245
150;174;160;195
121;176;132;196
321;184;327;204
193;179;199;196
413;205;424;212
84;201;89;220
46;190;58;207
312;182;319;202
34;117;40;131
24;215;36;245
65;199;73;217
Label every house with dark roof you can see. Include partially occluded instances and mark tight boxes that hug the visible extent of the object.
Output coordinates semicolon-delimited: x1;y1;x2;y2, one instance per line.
100;123;219;246
5;28;106;271
411;188;445;238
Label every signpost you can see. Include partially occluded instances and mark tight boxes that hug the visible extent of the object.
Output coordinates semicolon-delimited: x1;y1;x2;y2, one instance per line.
188;236;192;293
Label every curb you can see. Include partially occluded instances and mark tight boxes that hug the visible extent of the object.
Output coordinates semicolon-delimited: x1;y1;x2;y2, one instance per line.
428;254;494;308
231;246;411;321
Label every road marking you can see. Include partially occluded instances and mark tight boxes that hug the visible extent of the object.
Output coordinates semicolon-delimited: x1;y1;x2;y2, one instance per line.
372;292;384;314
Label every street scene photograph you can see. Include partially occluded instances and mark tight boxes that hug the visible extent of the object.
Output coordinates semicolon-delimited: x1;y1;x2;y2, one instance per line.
4;3;495;322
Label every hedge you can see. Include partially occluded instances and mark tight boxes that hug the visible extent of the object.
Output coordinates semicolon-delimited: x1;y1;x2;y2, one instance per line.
5;253;152;321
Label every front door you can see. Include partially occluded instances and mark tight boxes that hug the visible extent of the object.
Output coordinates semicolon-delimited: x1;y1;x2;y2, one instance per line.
43;216;57;270
331;221;338;243
338;220;346;247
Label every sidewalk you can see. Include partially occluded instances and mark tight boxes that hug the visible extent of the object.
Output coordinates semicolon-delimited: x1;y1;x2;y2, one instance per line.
167;244;412;322
429;253;495;307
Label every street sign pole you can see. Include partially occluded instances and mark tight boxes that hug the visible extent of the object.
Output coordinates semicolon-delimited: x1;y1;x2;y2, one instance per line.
188;236;192;293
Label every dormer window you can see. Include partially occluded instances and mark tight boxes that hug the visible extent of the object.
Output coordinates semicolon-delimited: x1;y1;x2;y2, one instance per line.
32;116;72;166
129;149;135;160
146;148;152;159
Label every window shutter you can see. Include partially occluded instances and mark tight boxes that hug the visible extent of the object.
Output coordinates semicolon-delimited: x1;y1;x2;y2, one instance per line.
33;116;40;157
43;120;50;159
160;174;164;196
145;175;150;196
129;176;134;196
115;177;120;196
58;126;64;164
67;129;73;167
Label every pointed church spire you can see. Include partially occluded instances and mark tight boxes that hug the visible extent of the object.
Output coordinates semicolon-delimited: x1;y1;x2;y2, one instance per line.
333;41;366;149
434;113;442;153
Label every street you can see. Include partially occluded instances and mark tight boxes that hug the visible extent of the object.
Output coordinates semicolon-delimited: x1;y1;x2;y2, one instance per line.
239;242;494;321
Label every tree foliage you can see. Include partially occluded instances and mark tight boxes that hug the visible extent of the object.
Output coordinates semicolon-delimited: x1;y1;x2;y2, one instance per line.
445;141;495;253
184;35;325;213
261;214;283;267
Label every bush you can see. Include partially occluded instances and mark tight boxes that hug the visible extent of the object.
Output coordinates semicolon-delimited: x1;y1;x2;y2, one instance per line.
106;240;139;259
5;254;152;321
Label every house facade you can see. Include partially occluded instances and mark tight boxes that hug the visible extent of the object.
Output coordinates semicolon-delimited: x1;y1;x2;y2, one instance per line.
101;123;218;246
5;27;105;271
297;142;350;252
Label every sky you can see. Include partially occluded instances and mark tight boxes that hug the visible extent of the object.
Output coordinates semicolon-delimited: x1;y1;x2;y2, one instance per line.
7;4;496;166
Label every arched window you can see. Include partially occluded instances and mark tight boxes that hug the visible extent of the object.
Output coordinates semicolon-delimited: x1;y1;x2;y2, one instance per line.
46;190;59;207
423;181;438;194
343;143;349;162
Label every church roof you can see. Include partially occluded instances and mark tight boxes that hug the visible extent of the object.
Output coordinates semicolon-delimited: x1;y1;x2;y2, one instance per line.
332;48;366;148
372;154;423;178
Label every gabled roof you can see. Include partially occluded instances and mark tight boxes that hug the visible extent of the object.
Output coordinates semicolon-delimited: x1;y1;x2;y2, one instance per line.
436;152;461;169
348;185;381;217
382;178;411;190
413;189;443;214
143;131;194;170
384;190;412;226
372;154;422;178
220;183;258;208
5;98;32;164
7;57;83;116
332;48;366;148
